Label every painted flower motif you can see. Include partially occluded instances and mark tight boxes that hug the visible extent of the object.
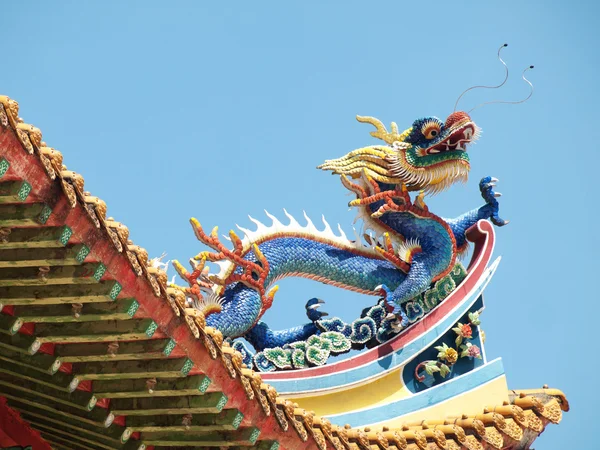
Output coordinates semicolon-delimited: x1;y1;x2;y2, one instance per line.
453;321;474;346
444;347;458;364
460;342;482;359
467;345;481;358
461;323;473;338
435;343;458;365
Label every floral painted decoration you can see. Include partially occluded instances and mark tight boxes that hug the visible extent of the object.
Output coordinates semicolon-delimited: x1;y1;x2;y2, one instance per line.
415;309;483;383
460;342;482;359
435;343;459;365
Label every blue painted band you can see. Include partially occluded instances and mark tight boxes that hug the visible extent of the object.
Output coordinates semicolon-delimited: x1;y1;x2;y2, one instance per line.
326;358;505;427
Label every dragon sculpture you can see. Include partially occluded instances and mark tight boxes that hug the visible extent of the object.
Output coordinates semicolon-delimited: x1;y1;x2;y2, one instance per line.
172;109;507;370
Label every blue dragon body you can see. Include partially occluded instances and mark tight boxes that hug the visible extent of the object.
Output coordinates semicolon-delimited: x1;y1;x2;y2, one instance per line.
173;111;506;359
213;237;404;349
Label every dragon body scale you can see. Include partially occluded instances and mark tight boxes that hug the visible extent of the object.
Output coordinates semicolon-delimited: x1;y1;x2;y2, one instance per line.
173;111;506;355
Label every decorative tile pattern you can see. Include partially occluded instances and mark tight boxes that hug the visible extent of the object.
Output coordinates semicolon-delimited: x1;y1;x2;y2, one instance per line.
232;411;244;430
126;299;140;317
17;181;31;201
108;282;122;300
198;376;211;394
163;339;176;356
58;226;73;246
249;428;261;445
181;358;194;376
216;394;228;412
37;204;52;224
75;245;90;263
93;263;106;282
0;158;8;178
145;321;158;338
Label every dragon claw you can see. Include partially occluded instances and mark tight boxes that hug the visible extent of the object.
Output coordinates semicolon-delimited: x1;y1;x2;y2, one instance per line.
307;299;325;308
376;285;409;325
479;176;509;227
305;298;329;322
492;216;510;227
384;312;407;332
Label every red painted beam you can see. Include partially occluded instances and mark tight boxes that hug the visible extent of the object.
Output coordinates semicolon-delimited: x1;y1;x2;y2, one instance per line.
0;428;18;448
1;115;317;449
0;397;52;450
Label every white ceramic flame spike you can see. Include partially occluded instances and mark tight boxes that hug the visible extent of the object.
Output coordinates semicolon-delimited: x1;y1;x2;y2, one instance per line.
321;215;334;236
283;209;300;228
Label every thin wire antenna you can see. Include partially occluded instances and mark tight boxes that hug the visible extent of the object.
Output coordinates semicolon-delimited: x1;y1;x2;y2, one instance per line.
453;43;509;112
467;66;534;113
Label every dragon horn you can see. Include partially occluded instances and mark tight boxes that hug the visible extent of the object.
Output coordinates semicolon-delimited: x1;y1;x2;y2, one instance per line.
229;229;243;252
356;115;402;145
172;260;190;280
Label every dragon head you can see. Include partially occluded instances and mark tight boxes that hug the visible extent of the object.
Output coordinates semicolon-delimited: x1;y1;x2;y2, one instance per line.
319;111;480;194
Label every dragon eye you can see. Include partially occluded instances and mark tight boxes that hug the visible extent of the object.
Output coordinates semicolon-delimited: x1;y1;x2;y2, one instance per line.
421;122;441;140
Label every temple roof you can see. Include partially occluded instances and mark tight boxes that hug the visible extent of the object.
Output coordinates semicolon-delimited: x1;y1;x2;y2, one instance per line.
0;95;568;450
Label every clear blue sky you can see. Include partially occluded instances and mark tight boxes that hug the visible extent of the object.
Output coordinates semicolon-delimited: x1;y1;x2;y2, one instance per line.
3;1;598;447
